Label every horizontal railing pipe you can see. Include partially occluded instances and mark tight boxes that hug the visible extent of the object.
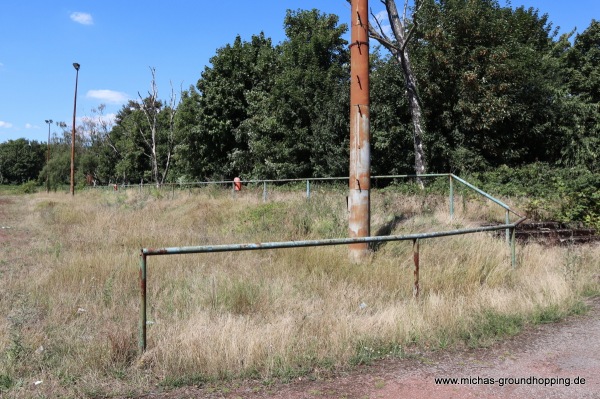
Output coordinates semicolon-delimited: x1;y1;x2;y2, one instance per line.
142;222;523;257
139;217;525;353
450;174;510;210
91;174;459;191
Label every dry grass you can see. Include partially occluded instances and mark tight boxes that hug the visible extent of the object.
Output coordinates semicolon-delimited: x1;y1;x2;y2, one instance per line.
0;185;598;398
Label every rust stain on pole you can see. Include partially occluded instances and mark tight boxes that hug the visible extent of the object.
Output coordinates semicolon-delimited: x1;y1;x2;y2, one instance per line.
349;0;371;262
413;239;420;298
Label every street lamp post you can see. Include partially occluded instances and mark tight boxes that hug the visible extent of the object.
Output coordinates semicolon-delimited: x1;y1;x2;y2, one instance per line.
70;63;80;196
45;119;53;193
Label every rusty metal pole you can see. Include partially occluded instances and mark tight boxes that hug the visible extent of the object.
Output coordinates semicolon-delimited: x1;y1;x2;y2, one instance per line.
70;63;80;196
413;239;420;298
139;252;147;353
348;0;371;262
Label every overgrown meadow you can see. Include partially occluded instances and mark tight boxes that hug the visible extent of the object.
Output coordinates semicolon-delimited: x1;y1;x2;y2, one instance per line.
1;183;598;398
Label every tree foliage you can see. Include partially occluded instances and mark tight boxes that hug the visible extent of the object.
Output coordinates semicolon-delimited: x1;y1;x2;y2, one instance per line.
559;20;600;171
239;9;350;179
2;5;599;195
0;139;45;184
410;0;564;172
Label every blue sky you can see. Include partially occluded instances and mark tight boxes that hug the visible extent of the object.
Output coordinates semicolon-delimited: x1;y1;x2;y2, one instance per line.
0;0;598;144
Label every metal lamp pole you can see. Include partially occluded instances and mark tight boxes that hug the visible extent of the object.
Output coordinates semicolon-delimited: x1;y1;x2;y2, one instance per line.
70;63;80;196
45;119;53;192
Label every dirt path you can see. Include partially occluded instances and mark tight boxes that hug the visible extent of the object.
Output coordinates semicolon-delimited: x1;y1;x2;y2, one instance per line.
139;298;599;399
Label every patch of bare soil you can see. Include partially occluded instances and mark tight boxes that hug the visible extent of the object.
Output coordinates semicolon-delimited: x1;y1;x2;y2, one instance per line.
137;298;599;399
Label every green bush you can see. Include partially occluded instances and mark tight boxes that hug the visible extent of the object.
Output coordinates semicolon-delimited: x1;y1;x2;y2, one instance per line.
18;180;38;194
466;164;600;227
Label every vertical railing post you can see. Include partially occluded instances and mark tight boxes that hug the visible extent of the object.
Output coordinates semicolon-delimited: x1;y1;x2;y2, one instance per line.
139;252;147;354
505;210;510;246
449;175;454;220
306;180;311;199
511;227;517;269
413;239;420;298
263;181;267;203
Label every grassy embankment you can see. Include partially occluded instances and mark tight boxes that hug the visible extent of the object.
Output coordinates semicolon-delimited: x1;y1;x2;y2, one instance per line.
1;182;598;398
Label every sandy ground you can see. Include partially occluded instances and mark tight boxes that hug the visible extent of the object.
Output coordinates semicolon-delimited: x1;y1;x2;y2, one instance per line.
137;297;600;399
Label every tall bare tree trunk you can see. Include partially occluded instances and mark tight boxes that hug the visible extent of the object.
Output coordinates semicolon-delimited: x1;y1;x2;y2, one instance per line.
139;67;178;189
397;43;427;182
348;0;427;186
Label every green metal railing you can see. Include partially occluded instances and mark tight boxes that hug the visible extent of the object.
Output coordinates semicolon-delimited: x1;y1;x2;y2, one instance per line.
137;174;525;353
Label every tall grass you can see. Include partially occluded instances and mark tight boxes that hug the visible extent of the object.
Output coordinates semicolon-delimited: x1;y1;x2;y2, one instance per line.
0;186;598;398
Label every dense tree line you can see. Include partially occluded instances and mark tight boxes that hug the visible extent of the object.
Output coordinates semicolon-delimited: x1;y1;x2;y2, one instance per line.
2;2;599;187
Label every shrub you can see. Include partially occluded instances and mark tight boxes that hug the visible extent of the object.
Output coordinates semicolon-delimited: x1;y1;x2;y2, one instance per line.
18;180;38;194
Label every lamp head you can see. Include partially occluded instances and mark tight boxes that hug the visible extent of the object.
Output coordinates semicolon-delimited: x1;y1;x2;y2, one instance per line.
73;63;80;71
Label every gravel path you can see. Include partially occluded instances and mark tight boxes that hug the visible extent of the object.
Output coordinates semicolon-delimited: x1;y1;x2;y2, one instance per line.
139;298;600;399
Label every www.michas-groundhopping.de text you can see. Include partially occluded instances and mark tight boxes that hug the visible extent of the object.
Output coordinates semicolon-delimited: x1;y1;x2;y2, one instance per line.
435;375;586;387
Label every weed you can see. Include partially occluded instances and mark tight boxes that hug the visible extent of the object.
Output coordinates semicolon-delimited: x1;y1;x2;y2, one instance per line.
0;373;14;392
351;341;404;366
532;305;564;324
374;378;386;389
219;280;264;315
102;270;116;306
107;328;136;367
569;300;589;315
461;311;523;347
160;373;208;388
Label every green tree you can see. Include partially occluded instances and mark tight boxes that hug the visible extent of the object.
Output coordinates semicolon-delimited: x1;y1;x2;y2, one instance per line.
560;20;600;171
181;33;278;180
370;49;414;175
241;9;350;178
0;139;45;184
37;122;85;190
78;105;119;185
412;0;564;172
107;69;179;185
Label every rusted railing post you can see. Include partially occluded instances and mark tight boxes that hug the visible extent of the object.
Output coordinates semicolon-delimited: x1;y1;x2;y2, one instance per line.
449;175;454;220
139;252;147;353
511;227;517;269
505;210;510;246
348;0;371;261
263;181;267;203
413;239;420;298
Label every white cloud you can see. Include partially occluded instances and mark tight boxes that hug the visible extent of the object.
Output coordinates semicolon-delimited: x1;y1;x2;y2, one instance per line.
86;90;129;104
70;12;94;25
0;121;13;128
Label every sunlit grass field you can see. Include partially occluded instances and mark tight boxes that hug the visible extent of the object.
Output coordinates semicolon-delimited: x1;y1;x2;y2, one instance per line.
1;183;598;398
